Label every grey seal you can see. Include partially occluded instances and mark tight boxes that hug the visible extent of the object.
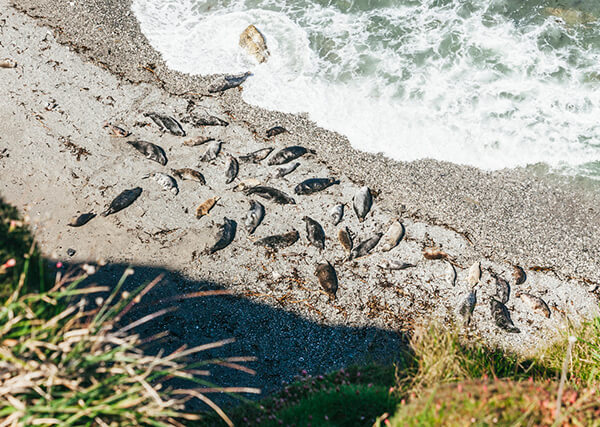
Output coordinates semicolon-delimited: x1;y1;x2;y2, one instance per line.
144;112;186;136
101;187;142;217
353;186;372;222
244;200;265;234
244;186;296;204
350;233;382;260
127;140;167;165
490;298;520;333
225;154;239;184
254;230;299;251
302;216;325;250
208;217;237;254
294;178;339;195
142;172;178;195
267;146;314;165
240;147;273;163
208;72;252;93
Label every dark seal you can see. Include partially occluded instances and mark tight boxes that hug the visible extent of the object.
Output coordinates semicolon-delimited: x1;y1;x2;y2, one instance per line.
208;217;237;254
244;186;296;204
254;230;299;251
101;187;142;217
127;140;167;165
294;178;339;195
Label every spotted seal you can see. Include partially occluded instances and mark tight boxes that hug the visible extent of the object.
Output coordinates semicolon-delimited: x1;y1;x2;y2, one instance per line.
127;140;167;165
517;292;550;318
244;186;296;204
240;147;273;163
338;227;353;259
377;260;415;271
208;217;237;254
459;289;477;327
101;187;142;217
294;178;339;195
208;72;252;93
316;261;338;300
143;112;186;136
492;273;510;304
267;146;314;165
103;122;130;137
142;172;178;195
490;298;520;333
244;200;265;234
200;141;222;162
329;204;344;225
302;216;325;250
225;154;239;184
171;168;206;184
254;230;299;251
266;126;287;138
513;265;526;285
350;233;382;260
353;186;372;222
274;162;300;178
184;136;214;146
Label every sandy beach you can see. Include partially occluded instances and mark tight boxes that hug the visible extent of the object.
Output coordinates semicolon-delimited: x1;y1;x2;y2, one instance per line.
2;0;600;398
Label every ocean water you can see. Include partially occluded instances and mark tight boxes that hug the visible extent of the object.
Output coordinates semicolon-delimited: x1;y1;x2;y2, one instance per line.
131;0;600;178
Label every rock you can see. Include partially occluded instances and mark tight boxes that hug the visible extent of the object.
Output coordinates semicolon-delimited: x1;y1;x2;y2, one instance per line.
239;25;269;63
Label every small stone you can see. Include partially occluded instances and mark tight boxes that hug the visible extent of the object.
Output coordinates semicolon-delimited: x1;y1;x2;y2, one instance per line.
67;248;76;256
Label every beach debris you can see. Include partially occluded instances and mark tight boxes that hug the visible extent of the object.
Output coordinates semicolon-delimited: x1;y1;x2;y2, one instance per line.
171;168;206;184
190;114;229;127
103;122;131;137
240;147;273;163
492;273;510;304
244;200;265;234
244;186;296;204
459;289;477;326
268;146;314;165
196;196;220;219
517;292;551;318
45;100;58;111
208;72;252;93
467;261;481;286
380;220;404;252
266;126;287;138
200;141;222;162
184;136;214;146
254;230;300;251
378;260;415;271
490;298;520;333
142;172;178;195
143;112;186;136
316;261;338;300
543;7;596;25
446;261;457;286
208;217;237;254
303;216;326;250
233;178;261;192
350;233;383;260
422;247;448;260
338;227;353;259
101;187;142;217
67;248;76;257
294;177;339;195
513;265;526;285
239;24;270;63
68;212;96;227
0;59;17;68
274;162;300;178
330;204;344;225
225;154;239;184
353;186;372;222
127;140;167;165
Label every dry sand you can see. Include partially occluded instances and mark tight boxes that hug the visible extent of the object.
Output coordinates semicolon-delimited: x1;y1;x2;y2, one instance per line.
1;0;600;400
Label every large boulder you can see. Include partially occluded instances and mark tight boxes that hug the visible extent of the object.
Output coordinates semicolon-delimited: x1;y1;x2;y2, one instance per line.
239;24;269;64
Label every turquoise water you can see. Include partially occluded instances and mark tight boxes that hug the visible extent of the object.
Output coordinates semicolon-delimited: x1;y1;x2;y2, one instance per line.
133;0;600;178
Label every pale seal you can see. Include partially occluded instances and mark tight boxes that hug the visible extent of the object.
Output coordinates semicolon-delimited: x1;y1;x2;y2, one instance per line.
467;261;481;286
353;186;372;222
68;212;96;227
142;172;178;195
380;220;404;252
240;147;273;163
329;204;344;225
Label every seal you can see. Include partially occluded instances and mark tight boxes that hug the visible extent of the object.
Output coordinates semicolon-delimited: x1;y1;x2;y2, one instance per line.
446;261;457;286
244;200;265;234
467;261;481;286
233;178;261;192
302;216;325;250
103;122;130;137
171;168;206;184
127;140;167;165
513;265;526;285
516;292;551;318
143;112;186;136
377;260;415;271
189;114;229;127
68;212;96;227
329;204;344;225
239;25;269;63
184;136;214;146
294;178;339;195
225;154;239;184
350;233;382;260
142;172;179;195
254;230;299;250
196;197;220;219
422;247;448;260
0;59;17;68
200;141;222;162
274;162;300;178
338;227;353;259
208;217;237;254
353;186;372;222
267;146;314;165
266;126;287;138
240;147;273;163
459;289;477;327
492;273;510;304
490;298;520;333
244;186;296;204
315;261;338;300
208;72;252;93
380;220;404;252
101;187;142;217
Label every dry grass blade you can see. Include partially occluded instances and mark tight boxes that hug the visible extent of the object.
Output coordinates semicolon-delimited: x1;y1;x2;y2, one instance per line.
173;389;234;427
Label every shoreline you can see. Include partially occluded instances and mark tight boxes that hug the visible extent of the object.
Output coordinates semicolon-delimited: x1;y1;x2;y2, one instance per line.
2;0;600;396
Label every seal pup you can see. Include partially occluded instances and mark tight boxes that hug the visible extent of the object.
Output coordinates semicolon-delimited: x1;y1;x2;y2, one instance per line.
184;136;214;146
338;227;353;259
68;212;96;227
490;298;520;333
446;261;457;286
315;261;338;300
0;59;17;68
353;186;372;222
225;154;239;184
143;112;186;136
266;126;286;138
196;197;220;219
127;140;167;165
103;122;130;137
380;220;404;252
240;147;273;163
492;273;510;304
101;187;142;217
378;260;415;271
244;200;265;234
467;261;481;286
422;247;448;260
244;186;295;204
200;141;222;162
254;230;299;251
302;216;325;250
513;265;526;285
274;162;300;179
350;233;383;260
142;172;178;195
517;292;550;318
267;146;314;165
208;72;252;93
459;289;477;327
234;178;261;192
239;25;270;63
329;204;344;225
208;217;236;254
171;168;206;184
294;178;339;195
